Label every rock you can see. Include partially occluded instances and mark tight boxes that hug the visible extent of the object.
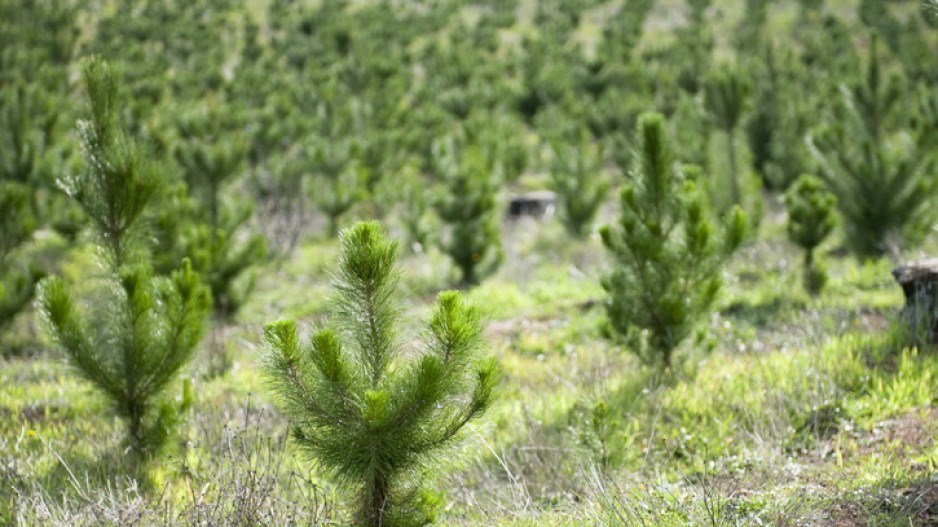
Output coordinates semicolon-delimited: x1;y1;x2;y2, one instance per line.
892;257;938;343
508;191;555;219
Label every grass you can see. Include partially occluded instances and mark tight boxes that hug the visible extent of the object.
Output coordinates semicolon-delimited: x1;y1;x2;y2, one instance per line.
3;197;936;525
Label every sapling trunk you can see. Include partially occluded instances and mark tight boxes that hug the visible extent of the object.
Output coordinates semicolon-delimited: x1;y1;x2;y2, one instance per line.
727;129;740;206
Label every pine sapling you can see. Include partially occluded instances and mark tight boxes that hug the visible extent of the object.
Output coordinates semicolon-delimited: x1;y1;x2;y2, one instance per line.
36;58;210;458
548;133;610;237
432;139;502;286
264;221;499;527
704;65;751;207
171;101;266;321
601;113;746;369
784;175;836;296
306;138;369;237
0;181;41;336
807;36;938;257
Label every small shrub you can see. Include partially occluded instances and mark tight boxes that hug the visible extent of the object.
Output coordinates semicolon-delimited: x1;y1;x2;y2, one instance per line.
168;100;267;321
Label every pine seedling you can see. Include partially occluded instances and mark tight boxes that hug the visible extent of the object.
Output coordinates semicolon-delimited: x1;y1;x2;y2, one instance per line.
264;221;499;527
733;0;769;54
784;175;836;296
704;65;751;207
432;139;503;286
0;182;41;336
746;45;812;191
306;138;368;237
172;101;266;321
36;58;210;458
807;36;938;257
548;133;610;237
601;113;746;369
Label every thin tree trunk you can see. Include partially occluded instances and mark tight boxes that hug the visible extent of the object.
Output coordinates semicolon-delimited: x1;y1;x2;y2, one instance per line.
727;128;741;207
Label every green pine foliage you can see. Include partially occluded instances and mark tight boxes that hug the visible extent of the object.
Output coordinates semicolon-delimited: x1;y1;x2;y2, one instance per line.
704;64;751;207
807;37;938;257
601;113;746;369
169;101;267;321
860;0;937;82
36;58;210;458
0;181;41;335
263;221;499;527
548;133;610;237
432;139;503;286
733;0;769;54
397;165;436;253
306;137;368;237
745;46;813;191
784;175;837;296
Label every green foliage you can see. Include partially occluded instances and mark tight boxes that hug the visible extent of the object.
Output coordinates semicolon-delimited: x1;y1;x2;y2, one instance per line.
432;139;503;286
745;46;813;191
784;175;836;295
396;165;436;253
860;0;938;82
306;137;369;237
263;221;499;527
601;113;746;369
704;64;752;207
36;58;210;458
808;37;938;257
0;182;42;336
733;0;769;54
548;133;610;237
162;101;267;320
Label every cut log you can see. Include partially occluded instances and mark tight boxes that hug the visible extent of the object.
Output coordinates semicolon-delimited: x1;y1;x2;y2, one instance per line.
508;191;555;219
892;257;938;344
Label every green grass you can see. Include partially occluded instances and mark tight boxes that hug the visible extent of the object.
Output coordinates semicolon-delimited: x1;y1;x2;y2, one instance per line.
3;203;936;526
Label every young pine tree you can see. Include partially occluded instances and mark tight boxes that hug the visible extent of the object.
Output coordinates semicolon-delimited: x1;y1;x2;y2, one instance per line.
704;65;752;208
36;58;210;458
601;113;746;369
784;175;836;296
305;137;368;237
807;36;938;257
432;139;502;286
264;221;499;527
548;132;610;237
745;45;813;191
0;181;41;336
171;101;266;321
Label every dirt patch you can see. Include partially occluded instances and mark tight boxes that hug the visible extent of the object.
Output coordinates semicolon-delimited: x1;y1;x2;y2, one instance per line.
857;408;937;459
829;482;938;526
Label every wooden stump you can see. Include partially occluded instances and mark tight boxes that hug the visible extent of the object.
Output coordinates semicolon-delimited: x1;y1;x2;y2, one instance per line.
508;191;555;219
892;258;938;344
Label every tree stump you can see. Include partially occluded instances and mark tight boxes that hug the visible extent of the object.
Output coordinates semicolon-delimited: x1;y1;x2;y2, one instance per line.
508;191;555;219
892;258;938;344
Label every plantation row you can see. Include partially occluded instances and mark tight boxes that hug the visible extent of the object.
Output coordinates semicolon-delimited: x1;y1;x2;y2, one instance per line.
2;0;938;525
